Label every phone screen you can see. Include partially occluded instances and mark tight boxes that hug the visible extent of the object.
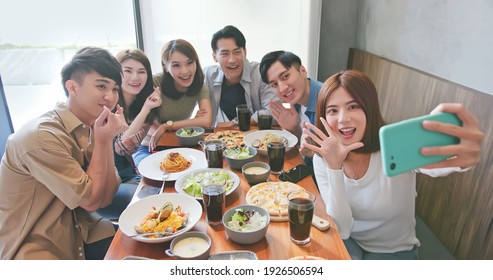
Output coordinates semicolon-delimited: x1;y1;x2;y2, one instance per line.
278;164;312;183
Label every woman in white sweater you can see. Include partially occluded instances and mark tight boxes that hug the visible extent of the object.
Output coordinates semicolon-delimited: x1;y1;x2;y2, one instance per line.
301;70;483;259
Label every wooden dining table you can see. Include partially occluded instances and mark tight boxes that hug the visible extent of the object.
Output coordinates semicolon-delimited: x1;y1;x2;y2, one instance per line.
104;125;350;260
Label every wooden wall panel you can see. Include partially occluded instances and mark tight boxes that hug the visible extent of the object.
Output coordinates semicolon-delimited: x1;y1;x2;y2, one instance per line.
347;48;493;259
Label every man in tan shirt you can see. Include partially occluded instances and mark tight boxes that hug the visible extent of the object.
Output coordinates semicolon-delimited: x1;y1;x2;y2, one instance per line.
0;47;128;259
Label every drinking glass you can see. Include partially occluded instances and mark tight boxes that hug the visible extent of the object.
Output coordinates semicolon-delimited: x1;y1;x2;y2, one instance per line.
202;183;226;226
288;190;316;245
199;139;226;168
236;104;251;131
258;109;273;130
267;141;286;174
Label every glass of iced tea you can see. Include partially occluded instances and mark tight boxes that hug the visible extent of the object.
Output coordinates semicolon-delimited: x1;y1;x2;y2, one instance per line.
202;182;226;226
236;104;251;131
288;190;316;245
257;109;273;130
199;139;226;168
267;141;286;174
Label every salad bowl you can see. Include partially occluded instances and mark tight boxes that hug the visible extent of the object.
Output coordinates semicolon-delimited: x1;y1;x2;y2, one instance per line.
176;126;205;147
223;146;257;170
222;205;270;244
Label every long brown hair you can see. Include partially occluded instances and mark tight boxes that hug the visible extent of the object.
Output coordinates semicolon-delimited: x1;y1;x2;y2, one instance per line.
315;70;386;153
160;39;204;100
116;49;158;124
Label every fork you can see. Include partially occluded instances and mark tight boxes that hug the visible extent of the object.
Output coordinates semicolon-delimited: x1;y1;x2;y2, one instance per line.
159;171;169;194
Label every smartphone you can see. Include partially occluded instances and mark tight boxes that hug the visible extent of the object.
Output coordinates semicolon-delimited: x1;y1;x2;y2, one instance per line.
278;164;312;183
137;185;160;199
379;112;461;177
153;145;178;152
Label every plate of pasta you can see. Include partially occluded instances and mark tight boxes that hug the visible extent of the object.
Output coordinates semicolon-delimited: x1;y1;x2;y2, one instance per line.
119;193;202;243
138;148;207;181
243;130;298;156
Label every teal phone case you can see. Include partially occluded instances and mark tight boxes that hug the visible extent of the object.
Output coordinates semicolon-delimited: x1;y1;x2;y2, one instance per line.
379;112;461;177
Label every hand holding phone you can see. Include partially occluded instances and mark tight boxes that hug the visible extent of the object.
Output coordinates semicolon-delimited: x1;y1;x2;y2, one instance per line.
379;112;461;176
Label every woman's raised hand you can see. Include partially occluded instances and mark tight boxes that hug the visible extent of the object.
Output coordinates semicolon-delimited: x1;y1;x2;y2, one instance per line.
299;122;314;158
301;118;364;169
148;124;165;152
143;87;162;112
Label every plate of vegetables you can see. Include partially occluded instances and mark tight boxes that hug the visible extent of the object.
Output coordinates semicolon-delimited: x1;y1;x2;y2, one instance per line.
174;168;240;200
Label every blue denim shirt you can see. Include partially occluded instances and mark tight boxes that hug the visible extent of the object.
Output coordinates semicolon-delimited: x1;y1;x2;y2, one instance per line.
304;78;323;125
295;78;323;125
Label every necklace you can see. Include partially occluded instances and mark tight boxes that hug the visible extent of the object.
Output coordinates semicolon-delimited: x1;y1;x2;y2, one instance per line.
343;163;361;180
343;153;371;180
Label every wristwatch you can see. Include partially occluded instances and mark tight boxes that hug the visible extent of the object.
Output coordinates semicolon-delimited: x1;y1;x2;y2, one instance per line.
166;120;174;131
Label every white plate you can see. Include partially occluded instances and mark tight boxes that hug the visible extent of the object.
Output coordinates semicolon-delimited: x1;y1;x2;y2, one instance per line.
243;130;298;156
118;193;202;243
138;148;207;181
175;168;240;200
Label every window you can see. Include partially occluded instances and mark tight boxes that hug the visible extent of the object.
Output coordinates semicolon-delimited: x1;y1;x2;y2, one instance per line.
0;0;137;130
139;0;322;78
0;0;322;130
0;75;13;156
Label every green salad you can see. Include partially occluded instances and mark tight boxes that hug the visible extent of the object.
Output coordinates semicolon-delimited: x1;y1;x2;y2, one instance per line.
182;171;235;198
178;128;201;137
228;208;267;232
224;146;253;159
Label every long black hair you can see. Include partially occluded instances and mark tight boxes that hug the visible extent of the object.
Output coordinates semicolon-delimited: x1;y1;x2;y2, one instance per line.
160;39;204;100
116;49;158;124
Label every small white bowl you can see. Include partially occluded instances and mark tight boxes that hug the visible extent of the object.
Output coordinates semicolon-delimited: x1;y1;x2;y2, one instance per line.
222;205;270;245
165;231;211;260
242;162;270;185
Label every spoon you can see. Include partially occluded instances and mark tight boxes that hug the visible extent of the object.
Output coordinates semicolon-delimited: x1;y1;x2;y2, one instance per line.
159;171;169;194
